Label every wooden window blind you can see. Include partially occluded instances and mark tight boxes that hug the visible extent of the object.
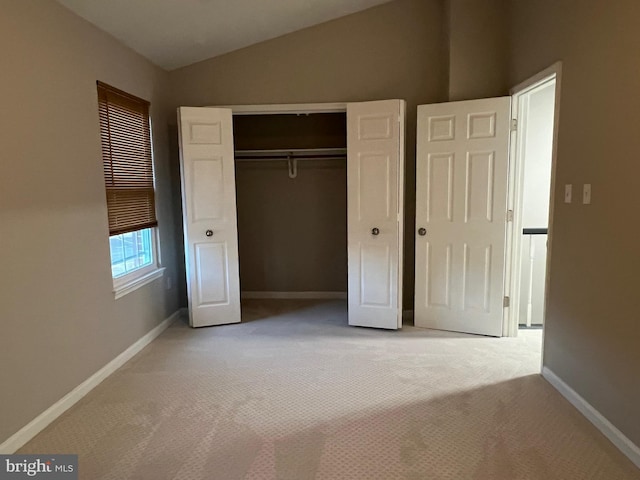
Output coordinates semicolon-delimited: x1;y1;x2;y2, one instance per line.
97;81;157;236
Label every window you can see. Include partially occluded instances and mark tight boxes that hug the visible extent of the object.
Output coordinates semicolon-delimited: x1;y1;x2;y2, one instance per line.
97;81;163;297
109;228;154;278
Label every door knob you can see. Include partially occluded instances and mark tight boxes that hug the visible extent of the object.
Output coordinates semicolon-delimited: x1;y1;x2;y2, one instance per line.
205;229;214;237
418;228;427;236
371;227;380;236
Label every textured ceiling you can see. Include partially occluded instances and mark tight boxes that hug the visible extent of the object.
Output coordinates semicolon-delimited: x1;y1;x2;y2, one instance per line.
56;0;393;70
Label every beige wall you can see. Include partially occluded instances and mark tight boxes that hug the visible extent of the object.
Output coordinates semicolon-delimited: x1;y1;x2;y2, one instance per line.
0;0;182;445
236;161;347;293
169;0;449;309
447;0;509;101
509;0;640;446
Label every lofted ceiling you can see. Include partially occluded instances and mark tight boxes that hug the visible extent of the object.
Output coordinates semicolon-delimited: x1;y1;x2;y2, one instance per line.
56;0;393;71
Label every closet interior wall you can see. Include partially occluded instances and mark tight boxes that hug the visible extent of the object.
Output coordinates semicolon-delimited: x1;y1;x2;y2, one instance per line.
233;113;348;295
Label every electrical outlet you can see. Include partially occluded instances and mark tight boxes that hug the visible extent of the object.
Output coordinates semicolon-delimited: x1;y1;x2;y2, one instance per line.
583;184;591;204
564;184;572;204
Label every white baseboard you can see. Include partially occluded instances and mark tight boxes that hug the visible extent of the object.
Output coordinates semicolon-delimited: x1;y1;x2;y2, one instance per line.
0;308;185;454
241;291;347;300
542;366;640;469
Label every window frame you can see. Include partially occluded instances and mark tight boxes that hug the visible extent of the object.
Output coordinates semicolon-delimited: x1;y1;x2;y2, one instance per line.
112;227;164;299
97;81;164;299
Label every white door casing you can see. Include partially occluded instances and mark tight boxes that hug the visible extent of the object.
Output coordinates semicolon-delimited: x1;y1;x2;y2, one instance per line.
347;100;405;329
178;107;241;327
414;97;511;336
508;75;557;335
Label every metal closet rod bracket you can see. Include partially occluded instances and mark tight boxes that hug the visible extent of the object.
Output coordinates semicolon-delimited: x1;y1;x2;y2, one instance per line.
288;156;297;179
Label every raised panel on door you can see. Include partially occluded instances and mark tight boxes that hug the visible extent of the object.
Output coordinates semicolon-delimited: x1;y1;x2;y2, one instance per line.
426;153;454;223
360;244;392;307
415;97;510;337
178;107;241;328
425;242;452;309
465;152;495;223
347;100;405;330
462;243;492;313
195;242;229;305
191;158;225;222
358;153;392;221
189;122;222;144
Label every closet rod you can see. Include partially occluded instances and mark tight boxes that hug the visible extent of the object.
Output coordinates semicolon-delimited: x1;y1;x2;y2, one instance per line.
234;147;346;158
235;155;346;162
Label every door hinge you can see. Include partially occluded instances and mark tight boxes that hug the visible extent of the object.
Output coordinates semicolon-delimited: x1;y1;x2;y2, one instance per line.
503;296;511;308
510;118;518;131
507;210;514;222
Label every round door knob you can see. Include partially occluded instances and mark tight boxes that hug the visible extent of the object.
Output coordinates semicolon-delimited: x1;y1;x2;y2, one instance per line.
418;228;427;236
205;229;214;237
371;227;380;236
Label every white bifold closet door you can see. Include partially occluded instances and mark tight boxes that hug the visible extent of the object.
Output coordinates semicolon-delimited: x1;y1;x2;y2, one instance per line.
178;101;405;330
414;97;510;336
178;107;241;327
347;100;405;330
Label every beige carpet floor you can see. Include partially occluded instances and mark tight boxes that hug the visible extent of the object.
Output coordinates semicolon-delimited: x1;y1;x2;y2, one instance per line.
19;300;639;479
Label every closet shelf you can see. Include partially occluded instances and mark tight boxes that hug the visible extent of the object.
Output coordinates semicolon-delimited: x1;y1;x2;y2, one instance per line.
234;148;347;161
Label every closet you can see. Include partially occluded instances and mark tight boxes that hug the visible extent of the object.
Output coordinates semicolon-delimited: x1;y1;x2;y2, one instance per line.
233;113;348;298
177;100;405;331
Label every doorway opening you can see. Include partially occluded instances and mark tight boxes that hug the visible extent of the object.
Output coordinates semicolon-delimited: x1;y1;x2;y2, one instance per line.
177;101;405;329
505;64;561;357
232;112;348;322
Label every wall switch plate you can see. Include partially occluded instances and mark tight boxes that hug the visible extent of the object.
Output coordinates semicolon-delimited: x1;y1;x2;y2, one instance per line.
583;184;591;204
564;184;572;203
166;276;172;290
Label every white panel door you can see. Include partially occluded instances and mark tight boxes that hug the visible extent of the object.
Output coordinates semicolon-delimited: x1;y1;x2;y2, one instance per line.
347;100;405;329
415;97;510;336
178;107;241;327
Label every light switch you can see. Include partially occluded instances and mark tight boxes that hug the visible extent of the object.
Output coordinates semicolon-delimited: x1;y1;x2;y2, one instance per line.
564;184;572;204
583;184;591;204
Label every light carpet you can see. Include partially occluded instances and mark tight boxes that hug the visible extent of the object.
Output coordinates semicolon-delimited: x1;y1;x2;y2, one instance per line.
19;300;640;479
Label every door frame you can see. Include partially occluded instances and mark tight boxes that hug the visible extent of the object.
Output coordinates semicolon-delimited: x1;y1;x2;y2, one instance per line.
503;62;563;340
202;100;404;329
216;102;349;306
212;102;347;115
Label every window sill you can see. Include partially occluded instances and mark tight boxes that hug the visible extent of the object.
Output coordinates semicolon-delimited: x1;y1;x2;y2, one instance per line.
114;267;165;299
